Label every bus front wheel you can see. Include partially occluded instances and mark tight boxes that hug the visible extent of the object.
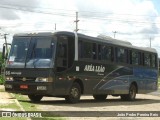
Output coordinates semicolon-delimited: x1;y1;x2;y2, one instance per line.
28;95;43;102
65;82;81;103
93;95;107;101
121;84;137;101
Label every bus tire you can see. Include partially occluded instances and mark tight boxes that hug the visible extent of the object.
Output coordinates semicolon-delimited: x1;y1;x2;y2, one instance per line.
93;95;107;101
28;95;43;102
121;84;137;101
65;82;81;103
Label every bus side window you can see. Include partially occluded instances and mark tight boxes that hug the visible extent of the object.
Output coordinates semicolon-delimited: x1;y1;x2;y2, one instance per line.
78;40;82;58
138;52;141;65
98;44;101;60
111;47;114;62
101;45;112;61
116;47;126;63
57;36;68;72
131;51;139;65
144;53;151;67
68;36;75;68
82;41;92;59
92;43;97;60
151;54;156;68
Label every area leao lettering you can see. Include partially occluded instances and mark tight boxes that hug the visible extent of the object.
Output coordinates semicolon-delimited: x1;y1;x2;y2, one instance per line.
84;64;105;72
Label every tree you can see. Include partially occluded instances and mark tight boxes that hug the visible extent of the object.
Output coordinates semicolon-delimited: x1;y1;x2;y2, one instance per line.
0;52;3;73
0;52;4;84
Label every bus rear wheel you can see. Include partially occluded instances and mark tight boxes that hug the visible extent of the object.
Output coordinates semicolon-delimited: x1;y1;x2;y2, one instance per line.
28;95;43;102
121;84;137;101
65;83;81;103
93;95;107;101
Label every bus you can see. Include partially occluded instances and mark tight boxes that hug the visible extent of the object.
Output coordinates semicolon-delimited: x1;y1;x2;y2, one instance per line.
3;31;158;103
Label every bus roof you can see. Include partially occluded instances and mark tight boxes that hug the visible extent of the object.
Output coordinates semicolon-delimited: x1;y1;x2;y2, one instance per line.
14;31;157;54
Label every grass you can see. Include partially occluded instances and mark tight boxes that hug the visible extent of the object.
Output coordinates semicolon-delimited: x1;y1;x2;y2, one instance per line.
0;87;27;120
30;117;65;120
0;88;5;92
0;85;65;120
14;94;37;111
0;103;21;111
0;75;5;84
0;117;26;120
13;94;65;120
0;86;21;111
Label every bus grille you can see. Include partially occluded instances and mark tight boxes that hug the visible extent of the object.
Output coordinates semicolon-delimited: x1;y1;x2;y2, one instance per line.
13;77;36;82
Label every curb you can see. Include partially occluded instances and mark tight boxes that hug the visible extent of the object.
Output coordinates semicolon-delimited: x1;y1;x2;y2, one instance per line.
10;93;25;112
0;85;31;120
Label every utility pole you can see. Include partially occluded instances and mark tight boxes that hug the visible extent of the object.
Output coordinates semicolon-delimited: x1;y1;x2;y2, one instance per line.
0;27;8;46
0;33;8;45
74;12;79;32
55;23;56;30
113;31;117;38
4;34;8;44
149;37;151;48
1;33;9;53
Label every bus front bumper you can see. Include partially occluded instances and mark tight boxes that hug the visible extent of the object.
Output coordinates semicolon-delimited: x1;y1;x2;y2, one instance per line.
4;81;54;96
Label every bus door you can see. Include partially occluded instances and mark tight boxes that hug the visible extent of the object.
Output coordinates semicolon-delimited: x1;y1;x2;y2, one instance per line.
54;35;75;95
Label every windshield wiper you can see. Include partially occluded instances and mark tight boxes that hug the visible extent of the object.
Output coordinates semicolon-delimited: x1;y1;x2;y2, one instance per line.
25;41;36;68
31;43;36;68
24;39;32;68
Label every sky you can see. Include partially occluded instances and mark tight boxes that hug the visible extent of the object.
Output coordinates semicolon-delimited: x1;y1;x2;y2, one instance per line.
0;0;160;55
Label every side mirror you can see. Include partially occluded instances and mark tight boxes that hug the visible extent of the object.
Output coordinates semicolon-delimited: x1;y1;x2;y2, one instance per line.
2;43;11;60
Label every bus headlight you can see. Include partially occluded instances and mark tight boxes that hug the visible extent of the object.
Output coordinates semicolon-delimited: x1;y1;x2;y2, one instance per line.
6;77;14;81
35;77;53;82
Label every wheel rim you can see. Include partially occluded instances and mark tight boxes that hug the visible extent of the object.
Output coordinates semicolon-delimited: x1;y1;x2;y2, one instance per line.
130;86;136;99
71;87;79;98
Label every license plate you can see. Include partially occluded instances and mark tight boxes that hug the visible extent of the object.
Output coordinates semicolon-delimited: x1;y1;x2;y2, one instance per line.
20;85;28;89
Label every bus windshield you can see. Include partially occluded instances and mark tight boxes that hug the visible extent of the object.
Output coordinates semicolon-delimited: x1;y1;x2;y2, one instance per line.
7;37;55;68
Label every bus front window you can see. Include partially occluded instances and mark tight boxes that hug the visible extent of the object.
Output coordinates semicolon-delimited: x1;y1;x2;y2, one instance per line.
26;37;55;68
7;37;55;68
7;37;30;68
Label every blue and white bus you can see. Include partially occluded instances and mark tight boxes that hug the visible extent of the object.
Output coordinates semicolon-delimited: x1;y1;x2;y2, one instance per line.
4;31;158;103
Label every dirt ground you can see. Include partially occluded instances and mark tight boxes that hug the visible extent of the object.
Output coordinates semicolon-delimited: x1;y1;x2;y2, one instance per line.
36;93;160;120
1;85;160;120
0;85;16;111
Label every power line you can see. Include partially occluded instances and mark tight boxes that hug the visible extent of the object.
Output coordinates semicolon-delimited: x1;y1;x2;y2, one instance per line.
81;19;160;31
80;17;160;25
0;3;159;29
0;4;75;17
0;3;77;13
0;3;160;37
0;2;159;18
80;29;160;36
0;3;159;25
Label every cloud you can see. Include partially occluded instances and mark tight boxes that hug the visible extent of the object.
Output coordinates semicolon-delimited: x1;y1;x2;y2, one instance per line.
75;0;158;33
75;0;160;55
0;0;40;20
0;7;19;20
0;0;160;55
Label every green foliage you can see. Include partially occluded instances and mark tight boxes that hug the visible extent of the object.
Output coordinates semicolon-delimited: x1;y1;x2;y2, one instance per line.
0;75;4;84
0;52;3;69
0;52;5;84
